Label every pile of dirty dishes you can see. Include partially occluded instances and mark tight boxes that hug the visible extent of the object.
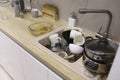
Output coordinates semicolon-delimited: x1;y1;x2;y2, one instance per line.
62;29;85;45
48;29;85;62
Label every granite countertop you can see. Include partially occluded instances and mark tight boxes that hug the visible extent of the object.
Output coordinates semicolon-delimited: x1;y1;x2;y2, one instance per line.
0;6;101;80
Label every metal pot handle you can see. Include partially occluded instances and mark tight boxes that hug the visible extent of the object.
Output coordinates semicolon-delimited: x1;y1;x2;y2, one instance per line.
85;36;94;44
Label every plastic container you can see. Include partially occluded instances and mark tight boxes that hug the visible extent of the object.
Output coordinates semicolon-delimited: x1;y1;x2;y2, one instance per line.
28;22;53;36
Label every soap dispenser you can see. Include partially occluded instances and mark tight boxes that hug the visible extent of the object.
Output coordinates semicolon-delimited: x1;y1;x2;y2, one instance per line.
68;12;77;27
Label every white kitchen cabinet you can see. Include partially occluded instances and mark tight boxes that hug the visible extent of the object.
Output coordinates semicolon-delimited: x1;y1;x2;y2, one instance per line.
48;69;63;80
0;64;13;80
21;48;63;80
0;31;63;80
0;31;24;80
21;49;48;80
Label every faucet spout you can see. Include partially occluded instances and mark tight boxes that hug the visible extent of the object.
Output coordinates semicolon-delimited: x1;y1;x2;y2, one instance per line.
79;9;112;38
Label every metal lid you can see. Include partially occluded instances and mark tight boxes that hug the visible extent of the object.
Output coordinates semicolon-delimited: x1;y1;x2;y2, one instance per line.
85;38;115;56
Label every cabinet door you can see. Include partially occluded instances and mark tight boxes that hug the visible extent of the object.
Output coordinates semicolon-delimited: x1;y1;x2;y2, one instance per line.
48;69;63;80
0;31;25;80
21;49;48;80
0;31;63;80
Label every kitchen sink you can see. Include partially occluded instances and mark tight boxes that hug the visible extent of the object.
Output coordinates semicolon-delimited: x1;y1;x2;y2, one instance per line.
32;25;118;63
32;27;93;80
32;27;83;63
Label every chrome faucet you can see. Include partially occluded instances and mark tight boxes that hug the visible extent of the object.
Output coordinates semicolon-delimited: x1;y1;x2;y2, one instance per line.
79;9;112;38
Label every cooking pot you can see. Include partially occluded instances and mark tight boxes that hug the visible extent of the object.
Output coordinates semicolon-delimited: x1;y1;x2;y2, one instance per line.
83;36;116;74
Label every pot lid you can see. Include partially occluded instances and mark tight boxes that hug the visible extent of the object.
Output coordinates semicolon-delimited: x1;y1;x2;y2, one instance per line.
85;38;115;55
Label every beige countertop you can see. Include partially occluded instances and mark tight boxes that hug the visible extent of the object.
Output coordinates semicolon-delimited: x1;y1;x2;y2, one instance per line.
0;6;101;80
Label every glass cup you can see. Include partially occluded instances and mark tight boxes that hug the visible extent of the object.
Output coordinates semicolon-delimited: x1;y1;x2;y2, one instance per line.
31;8;39;18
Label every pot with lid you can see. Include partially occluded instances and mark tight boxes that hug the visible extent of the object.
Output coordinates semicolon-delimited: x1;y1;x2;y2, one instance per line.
83;37;116;74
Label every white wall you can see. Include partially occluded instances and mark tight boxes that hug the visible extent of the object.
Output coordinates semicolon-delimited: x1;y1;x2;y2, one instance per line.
24;0;120;42
80;0;120;42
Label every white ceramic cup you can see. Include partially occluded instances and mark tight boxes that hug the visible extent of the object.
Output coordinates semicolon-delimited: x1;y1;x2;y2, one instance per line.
74;35;85;46
31;8;39;18
70;30;82;39
49;34;61;47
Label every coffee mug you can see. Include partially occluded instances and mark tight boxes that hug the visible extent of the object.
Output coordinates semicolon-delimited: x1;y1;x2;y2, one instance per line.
49;34;61;47
31;8;39;18
73;35;85;46
70;30;82;39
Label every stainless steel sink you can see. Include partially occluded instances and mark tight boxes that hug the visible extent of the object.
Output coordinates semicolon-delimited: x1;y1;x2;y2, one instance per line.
32;27;90;79
32;27;83;63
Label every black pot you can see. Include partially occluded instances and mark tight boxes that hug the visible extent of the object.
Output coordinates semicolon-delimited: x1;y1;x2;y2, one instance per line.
83;53;111;74
83;36;116;74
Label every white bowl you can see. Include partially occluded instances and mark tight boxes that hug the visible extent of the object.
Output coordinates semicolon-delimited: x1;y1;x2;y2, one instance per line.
69;44;83;54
